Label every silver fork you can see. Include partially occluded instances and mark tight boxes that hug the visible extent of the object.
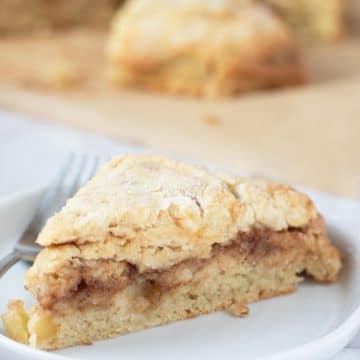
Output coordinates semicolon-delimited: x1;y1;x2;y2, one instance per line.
0;152;102;278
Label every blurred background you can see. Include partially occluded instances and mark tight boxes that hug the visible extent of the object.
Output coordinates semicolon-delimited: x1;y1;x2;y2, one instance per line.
0;0;359;198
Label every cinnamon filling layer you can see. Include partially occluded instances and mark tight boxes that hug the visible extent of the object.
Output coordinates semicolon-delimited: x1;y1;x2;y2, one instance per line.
34;217;323;310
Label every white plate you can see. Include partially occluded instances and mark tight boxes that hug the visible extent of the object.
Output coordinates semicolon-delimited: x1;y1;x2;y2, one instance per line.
0;189;359;360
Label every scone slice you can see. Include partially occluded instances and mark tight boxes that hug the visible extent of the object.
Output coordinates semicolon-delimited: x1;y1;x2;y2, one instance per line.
2;155;341;350
107;0;306;97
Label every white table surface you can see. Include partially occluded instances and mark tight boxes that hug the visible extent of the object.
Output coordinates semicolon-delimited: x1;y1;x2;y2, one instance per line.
0;110;359;360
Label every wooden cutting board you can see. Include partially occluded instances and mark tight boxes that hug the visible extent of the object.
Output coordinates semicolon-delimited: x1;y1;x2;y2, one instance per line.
0;14;360;198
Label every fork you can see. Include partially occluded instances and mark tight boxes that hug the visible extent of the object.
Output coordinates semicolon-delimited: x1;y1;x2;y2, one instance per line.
0;152;102;278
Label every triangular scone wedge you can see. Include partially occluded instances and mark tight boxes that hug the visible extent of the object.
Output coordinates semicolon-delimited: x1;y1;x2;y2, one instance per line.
2;155;341;350
107;0;306;97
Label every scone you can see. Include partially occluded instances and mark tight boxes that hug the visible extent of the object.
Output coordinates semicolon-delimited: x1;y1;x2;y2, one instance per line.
264;0;344;41
107;0;306;97
2;155;341;350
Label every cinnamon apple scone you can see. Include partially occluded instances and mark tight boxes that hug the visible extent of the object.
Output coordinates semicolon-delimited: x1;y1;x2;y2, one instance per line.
2;155;341;350
107;0;306;97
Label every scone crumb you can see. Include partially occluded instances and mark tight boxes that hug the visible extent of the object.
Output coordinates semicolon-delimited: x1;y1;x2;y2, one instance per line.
2;300;30;345
203;114;222;127
227;303;249;317
81;340;93;346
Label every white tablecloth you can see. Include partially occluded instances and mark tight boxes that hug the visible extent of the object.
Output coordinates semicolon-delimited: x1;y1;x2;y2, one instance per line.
0;110;359;360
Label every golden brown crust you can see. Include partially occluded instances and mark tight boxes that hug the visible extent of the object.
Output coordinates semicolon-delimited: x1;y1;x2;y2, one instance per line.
107;1;306;97
33;155;317;272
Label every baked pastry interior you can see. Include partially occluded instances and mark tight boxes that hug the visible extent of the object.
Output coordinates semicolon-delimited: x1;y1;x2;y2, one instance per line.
2;155;341;350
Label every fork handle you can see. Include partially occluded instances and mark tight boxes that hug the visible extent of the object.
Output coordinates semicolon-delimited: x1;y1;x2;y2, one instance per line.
0;250;22;278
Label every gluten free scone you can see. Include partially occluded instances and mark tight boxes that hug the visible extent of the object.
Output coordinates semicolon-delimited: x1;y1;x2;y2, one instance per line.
107;0;306;97
2;155;341;350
